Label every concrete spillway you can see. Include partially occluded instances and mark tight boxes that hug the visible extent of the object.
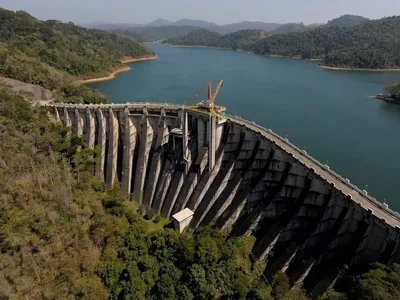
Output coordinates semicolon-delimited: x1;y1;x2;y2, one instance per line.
49;103;400;296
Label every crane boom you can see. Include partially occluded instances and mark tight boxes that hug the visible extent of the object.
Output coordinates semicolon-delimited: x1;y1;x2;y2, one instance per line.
207;82;213;100
185;79;226;119
211;79;224;102
185;83;208;106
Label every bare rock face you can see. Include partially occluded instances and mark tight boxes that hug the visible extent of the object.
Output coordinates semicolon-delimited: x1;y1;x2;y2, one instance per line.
0;77;54;104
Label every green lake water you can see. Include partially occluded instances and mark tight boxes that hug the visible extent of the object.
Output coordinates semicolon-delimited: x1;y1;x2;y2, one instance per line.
88;44;400;210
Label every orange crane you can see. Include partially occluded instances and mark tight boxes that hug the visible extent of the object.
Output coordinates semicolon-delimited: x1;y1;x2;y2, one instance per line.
185;79;226;118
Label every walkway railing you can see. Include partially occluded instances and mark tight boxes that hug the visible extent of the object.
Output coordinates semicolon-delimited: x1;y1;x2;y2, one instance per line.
226;114;400;223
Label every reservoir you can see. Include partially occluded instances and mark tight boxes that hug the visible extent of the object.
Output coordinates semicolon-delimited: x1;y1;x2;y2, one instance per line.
88;43;400;211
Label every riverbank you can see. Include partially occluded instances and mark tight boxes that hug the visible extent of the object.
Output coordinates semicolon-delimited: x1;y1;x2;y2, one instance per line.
171;45;232;50
268;54;323;62
77;56;157;84
372;94;400;104
319;65;400;72
121;56;157;63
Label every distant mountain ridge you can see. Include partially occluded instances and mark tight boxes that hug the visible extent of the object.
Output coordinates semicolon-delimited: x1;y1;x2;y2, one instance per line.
271;23;308;35
85;14;371;43
116;25;200;43
147;18;173;26
164;29;268;51
174;18;219;28
327;14;369;27
84;18;282;33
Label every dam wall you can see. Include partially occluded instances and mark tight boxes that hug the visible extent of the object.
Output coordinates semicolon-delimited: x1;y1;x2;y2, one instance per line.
48;103;400;296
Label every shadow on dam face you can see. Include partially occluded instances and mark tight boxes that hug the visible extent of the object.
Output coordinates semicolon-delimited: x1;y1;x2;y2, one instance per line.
49;103;400;296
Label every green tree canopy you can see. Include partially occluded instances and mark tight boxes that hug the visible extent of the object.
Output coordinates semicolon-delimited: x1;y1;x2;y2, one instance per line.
384;82;400;99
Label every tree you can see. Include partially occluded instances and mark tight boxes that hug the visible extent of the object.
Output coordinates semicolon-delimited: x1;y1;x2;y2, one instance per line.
384;82;400;99
351;263;400;300
271;272;290;300
319;289;347;300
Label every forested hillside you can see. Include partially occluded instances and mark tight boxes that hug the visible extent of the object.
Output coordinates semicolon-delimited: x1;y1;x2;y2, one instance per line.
116;25;199;42
327;14;369;27
165;16;400;70
270;23;308;35
165;29;268;50
0;7;154;104
255;16;400;69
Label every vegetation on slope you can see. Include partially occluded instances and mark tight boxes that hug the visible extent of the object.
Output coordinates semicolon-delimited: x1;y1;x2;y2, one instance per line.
254;16;400;69
0;7;155;105
0;8;154;83
165;29;228;47
165;16;400;70
116;25;200;42
384;82;400;99
270;23;308;35
326;14;369;28
165;29;268;50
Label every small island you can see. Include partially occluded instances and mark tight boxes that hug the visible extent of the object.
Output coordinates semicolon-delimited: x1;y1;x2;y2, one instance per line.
375;82;400;104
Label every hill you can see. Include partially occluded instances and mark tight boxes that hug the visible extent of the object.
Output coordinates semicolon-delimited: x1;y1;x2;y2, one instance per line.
253;16;400;69
113;29;147;43
225;29;269;51
88;20;283;36
271;23;308;34
215;21;282;34
327;14;369;27
165;29;228;47
0;7;154;103
83;21;142;30
147;18;173;26
119;25;200;42
307;23;324;28
165;29;268;50
174;18;218;28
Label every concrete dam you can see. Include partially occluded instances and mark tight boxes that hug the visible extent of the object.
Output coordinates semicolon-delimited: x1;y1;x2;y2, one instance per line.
49;102;400;296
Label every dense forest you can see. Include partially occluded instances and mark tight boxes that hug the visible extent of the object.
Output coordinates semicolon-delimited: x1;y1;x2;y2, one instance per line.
384;82;400;99
0;7;155;104
115;25;200;43
165;29;268;50
1;86;399;299
256;16;400;69
326;14;369;28
101;15;370;43
166;16;400;69
270;23;308;35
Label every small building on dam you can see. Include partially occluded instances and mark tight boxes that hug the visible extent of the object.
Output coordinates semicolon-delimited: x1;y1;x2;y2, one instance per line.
48;102;400;296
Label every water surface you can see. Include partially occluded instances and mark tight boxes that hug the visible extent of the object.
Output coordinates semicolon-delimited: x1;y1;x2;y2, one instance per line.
89;44;400;210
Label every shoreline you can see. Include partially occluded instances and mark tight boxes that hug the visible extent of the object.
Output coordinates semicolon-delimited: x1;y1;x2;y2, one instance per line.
268;54;323;61
78;56;157;84
171;45;232;50
319;65;400;72
120;56;157;63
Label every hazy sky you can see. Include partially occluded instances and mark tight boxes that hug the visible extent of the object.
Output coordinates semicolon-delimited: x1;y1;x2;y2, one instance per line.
1;0;399;25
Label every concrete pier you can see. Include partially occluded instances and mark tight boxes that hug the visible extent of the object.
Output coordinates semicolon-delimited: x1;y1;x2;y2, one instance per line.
48;102;400;294
95;108;106;181
121;108;136;193
85;108;96;149
106;108;119;188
